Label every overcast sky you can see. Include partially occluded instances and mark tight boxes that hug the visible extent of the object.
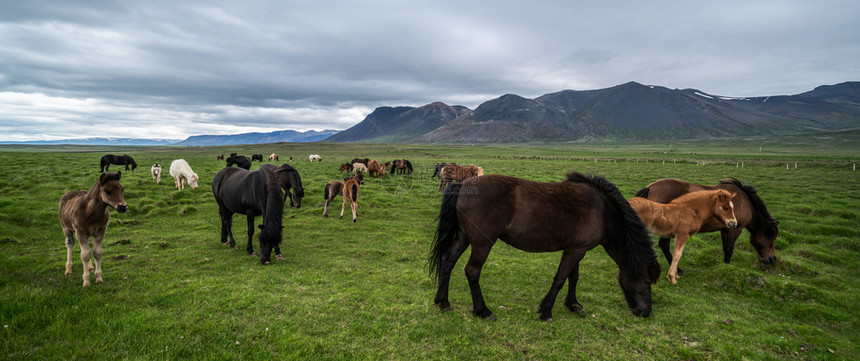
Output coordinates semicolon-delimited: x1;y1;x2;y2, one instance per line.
1;1;858;141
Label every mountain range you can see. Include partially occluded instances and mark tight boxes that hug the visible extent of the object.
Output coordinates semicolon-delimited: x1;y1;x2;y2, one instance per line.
1;129;338;146
329;81;860;143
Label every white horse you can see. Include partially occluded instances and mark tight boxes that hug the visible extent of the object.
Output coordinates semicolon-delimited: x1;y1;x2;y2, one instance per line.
352;162;368;174
268;153;279;161
151;164;162;184
309;154;322;162
169;159;199;190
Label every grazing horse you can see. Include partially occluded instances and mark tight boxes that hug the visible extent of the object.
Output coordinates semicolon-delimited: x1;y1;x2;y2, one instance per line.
169;159;199;190
634;178;779;268
628;190;737;284
268;153;279;162
309;154;322;162
212;166;285;264
100;154;137;173
226;154;251;170
437;164;483;192
352;162;368;174
59;172;128;287
367;159;385;178
340;175;362;222
151;164;162;184
217;155;224;160
432;162;456;178
322;173;364;218
392;159;413;175
251;154;264;162
431;172;660;320
339;163;354;175
260;163;304;209
350;158;369;167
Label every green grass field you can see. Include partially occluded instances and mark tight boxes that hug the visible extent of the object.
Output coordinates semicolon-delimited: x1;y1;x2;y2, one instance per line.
1;140;858;360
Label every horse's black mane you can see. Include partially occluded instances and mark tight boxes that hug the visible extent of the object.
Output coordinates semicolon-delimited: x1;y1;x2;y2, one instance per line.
719;178;778;237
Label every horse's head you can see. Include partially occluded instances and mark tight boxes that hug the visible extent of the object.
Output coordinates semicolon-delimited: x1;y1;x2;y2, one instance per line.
354;172;365;185
99;171;128;213
619;257;661;317
751;218;779;264
189;174;199;189
713;190;738;229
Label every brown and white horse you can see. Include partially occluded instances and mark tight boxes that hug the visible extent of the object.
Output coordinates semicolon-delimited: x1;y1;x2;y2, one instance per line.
437;164;483;191
340;175;362;222
59;172;128;287
628;190;737;284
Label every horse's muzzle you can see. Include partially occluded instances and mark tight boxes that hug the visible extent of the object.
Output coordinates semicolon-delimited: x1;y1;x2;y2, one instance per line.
726;220;738;229
116;204;128;213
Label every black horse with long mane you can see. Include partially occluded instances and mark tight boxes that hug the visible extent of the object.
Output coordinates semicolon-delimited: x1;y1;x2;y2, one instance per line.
100;154;137;173
634;178;779;271
260;163;304;208
430;171;661;321
226;153;252;170
212;165;287;264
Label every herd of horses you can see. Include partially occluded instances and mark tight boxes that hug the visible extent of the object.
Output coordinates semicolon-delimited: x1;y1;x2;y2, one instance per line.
60;153;780;322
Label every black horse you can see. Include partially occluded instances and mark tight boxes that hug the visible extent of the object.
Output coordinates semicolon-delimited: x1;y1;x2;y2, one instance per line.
226;154;251;170
212;165;285;264
430;172;661;321
350;158;370;167
260;164;304;208
251;154;264;162
100;154;137;173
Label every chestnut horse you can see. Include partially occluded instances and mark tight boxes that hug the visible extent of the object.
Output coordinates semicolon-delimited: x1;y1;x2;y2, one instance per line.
323;172;364;218
437;164;483;191
430;172;660;321
432;162;456;179
628;190;737;284
367;159;385;178
392;159;413;175
59;172;128;287
634;178;779;269
340;175;361;222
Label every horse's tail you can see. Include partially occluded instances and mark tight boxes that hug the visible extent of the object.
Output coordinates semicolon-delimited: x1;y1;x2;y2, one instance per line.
633;186;650;198
260;167;285;247
566;171;659;283
350;183;359;202
324;183;330;201
429;182;462;281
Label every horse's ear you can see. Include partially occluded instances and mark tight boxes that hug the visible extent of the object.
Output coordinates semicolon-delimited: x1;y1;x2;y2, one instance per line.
99;173;108;184
116;171;122;181
730;192;737;199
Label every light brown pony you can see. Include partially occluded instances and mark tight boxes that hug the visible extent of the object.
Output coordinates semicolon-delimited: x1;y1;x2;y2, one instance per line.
352;162;368;174
628;190;737;284
437;164;483;191
367;159;385;178
59;172;128;287
340;175;361;222
324;172;364;218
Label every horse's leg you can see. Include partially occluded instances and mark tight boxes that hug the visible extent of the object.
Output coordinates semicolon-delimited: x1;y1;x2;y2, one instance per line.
720;227;743;264
339;193;347;219
219;208;236;248
563;251;588;313
464;243;495;320
245;214;256;255
434;233;469;311
64;229;76;275
77;231;92;287
658;237;682;275
323;195;332;217
536;249;586;320
350;198;357;222
92;232;105;284
667;235;690;284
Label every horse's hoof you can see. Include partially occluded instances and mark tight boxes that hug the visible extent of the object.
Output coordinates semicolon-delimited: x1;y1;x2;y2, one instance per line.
440;306;452;312
543;318;554;323
222;243;230;247
275;254;285;260
263;261;270;265
352;219;356;223
338;216;343;219
484;314;497;321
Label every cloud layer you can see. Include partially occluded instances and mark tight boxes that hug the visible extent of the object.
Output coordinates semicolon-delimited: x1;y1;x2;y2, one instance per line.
1;1;858;141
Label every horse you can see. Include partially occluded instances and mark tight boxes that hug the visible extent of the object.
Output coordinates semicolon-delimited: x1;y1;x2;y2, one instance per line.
430;172;661;321
340;174;362;222
59;172;129;287
260;163;304;209
309;154;322;162
100;154;137;173
392;159;413;175
339;163;354;175
437;164;483;192
367;159;385;178
169;159;199;190
151;164;162;184
634;178;779;268
268;153;279;162
226;154;251;170
251;154;264;162
352;162;368;174
217;154;224;160
211;166;285;264
432;162;456;178
322;172;364;218
350;158;369;167
628;190;737;284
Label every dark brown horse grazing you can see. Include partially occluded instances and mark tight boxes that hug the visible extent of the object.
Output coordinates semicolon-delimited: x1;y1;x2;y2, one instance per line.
437;164;483;192
100;154;137;173
634;178;779;270
59;172;128;287
629;190;737;284
260;163;304;209
391;159;413;175
430;172;661;321
339;163;354;175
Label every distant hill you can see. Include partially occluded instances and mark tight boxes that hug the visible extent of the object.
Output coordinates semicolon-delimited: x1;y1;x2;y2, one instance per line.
329;81;860;143
0;137;182;146
176;129;338;146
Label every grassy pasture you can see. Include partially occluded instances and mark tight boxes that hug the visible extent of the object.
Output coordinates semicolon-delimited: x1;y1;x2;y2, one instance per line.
1;140;858;360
